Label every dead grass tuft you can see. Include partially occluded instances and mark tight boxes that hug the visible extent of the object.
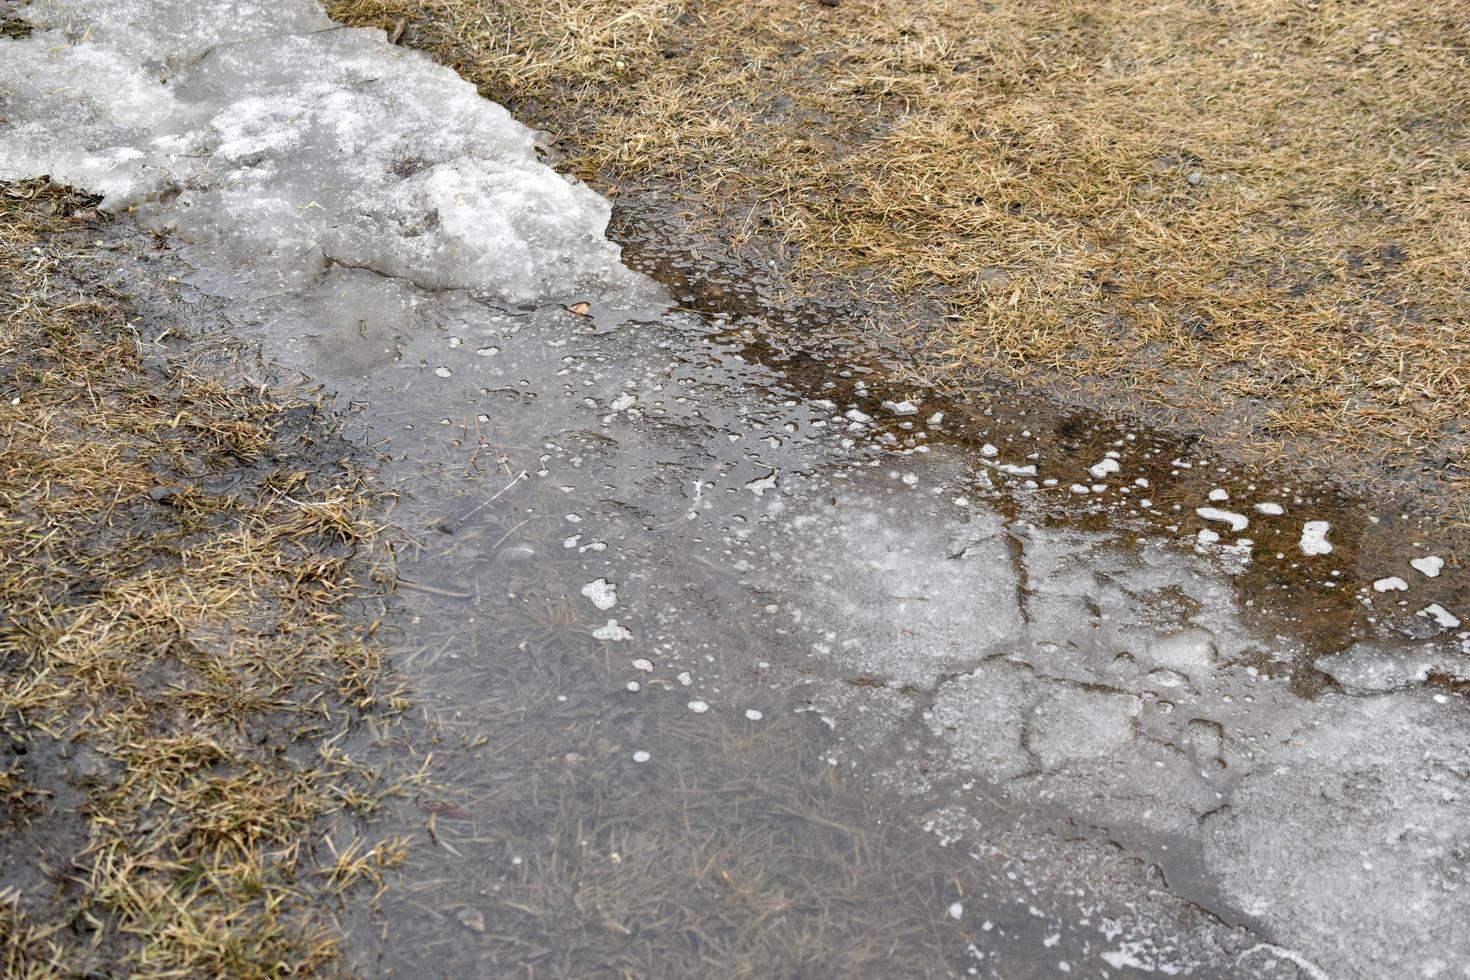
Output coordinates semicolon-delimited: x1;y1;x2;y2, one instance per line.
333;0;1470;510
0;180;408;975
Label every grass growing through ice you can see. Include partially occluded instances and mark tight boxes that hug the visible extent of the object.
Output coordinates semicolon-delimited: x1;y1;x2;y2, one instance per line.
333;0;1470;515
0;181;409;976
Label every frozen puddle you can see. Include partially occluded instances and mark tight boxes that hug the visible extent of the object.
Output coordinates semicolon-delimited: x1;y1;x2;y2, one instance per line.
4;1;1467;976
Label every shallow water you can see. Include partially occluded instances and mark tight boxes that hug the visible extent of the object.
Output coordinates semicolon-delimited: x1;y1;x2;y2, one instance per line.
3;2;1468;976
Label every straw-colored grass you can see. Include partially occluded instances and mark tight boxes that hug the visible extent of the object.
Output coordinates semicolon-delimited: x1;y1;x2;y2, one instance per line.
334;0;1470;510
0;180;408;975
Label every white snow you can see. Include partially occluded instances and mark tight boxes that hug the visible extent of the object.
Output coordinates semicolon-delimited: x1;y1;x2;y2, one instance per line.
0;0;623;302
593;620;633;641
1372;576;1408;593
1299;521;1333;556
1089;458;1120;479
580;578;618;610
745;471;779;496
1410;555;1444;578
1253;502;1285;516
1420;604;1460;629
1196;507;1248;533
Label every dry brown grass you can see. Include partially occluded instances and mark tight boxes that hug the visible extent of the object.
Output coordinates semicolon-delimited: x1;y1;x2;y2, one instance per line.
0;180;409;975
334;0;1469;507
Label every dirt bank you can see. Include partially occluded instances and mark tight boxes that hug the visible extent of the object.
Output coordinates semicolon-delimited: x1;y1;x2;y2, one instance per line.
332;0;1470;523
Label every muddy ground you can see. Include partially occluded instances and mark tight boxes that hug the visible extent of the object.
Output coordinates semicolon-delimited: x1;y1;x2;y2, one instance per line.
0;181;409;976
1;1;1467;977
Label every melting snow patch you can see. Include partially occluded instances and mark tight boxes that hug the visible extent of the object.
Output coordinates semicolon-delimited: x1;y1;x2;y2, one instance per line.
1410;555;1444;578
580;578;617;610
745;470;779;496
1101;941;1180;974
1420;604;1461;629
1236;944;1331;980
1088;458;1120;479
631;750;650;763
1196;507;1248;533
1300;521;1333;556
0;0;625;301
882;399;919;416
1254;502;1285;516
1372;576;1408;593
1148;628;1218;672
593;620;632;641
687;700;709;713
1311;642;1467;693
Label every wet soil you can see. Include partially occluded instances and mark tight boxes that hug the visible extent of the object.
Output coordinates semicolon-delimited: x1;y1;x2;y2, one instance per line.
66;220;1319;978
83;209;1464;976
611;197;1470;682
3;5;1465;975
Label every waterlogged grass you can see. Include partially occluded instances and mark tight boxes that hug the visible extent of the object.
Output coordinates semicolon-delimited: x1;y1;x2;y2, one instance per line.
0;181;410;975
334;0;1470;516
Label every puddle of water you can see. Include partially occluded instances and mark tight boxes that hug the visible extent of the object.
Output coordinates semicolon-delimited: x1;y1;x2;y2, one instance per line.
3;2;1467;977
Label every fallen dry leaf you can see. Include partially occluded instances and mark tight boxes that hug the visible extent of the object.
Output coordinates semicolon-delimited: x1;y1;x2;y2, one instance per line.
567;302;591;316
